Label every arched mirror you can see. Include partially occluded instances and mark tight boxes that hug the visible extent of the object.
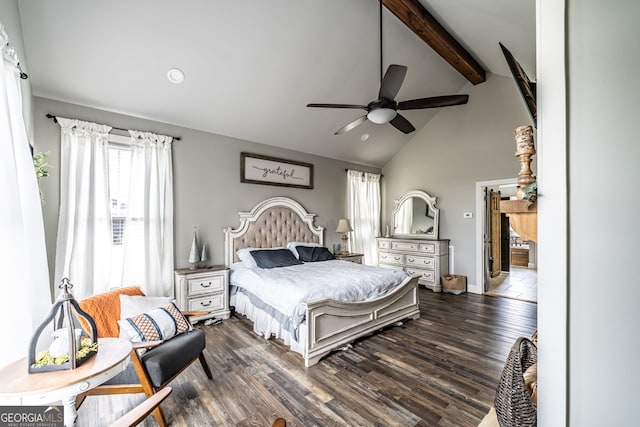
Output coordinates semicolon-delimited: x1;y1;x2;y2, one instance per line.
392;190;439;240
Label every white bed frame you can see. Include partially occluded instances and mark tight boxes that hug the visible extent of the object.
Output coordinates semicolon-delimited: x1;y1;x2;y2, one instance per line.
224;197;420;367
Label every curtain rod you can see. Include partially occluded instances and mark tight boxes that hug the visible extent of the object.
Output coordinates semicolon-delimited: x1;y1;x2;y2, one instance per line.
345;168;383;177
4;42;29;79
45;114;181;141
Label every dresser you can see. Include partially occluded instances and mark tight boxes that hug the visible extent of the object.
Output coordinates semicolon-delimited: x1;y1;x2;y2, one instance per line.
377;237;449;292
174;265;230;323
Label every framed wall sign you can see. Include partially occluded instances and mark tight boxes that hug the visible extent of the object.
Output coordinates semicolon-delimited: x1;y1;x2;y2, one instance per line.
240;152;313;189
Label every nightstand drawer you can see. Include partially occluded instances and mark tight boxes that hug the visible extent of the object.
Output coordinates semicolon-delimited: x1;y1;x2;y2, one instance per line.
405;268;435;283
378;252;404;265
405;255;434;269
174;266;230;321
188;275;225;296
188;293;225;311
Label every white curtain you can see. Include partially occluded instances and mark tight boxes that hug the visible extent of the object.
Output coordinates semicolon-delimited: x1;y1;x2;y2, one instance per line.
0;24;52;367
346;170;381;265
121;131;174;297
54;118;113;300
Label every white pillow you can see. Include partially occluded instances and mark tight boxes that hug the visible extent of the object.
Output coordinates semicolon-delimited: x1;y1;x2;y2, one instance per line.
118;302;192;343
287;241;323;259
237;247;284;268
119;295;173;319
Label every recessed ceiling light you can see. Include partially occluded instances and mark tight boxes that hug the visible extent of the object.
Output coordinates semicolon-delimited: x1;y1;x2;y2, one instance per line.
361;133;370;141
166;68;185;84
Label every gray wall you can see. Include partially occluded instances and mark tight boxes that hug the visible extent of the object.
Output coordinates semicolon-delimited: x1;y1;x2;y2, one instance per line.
382;73;533;288
567;1;640;424
33;97;380;289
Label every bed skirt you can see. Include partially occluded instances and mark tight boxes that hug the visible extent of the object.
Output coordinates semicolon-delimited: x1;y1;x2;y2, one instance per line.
231;291;307;355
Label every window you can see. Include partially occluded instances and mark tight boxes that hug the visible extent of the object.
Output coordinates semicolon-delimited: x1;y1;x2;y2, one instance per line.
107;134;137;288
55;124;174;297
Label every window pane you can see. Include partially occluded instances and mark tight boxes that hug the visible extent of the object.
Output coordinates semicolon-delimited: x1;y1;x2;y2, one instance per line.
108;143;131;288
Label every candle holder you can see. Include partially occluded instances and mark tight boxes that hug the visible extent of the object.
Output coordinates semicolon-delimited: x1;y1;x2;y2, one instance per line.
28;278;98;373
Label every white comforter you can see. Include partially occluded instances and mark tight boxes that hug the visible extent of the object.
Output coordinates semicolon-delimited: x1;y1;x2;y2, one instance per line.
230;260;409;333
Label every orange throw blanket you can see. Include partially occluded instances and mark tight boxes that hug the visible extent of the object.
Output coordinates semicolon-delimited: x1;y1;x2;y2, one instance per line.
78;286;145;338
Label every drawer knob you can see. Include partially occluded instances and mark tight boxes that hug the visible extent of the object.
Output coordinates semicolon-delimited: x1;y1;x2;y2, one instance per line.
200;300;212;307
408;258;415;262
394;256;401;260
201;282;212;288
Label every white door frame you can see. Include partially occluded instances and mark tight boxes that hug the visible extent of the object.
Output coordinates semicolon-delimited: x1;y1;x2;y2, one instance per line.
537;0;567;423
473;178;517;295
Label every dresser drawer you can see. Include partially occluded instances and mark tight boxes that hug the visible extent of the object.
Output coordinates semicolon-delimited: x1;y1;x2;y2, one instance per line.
188;293;225;311
419;242;436;254
391;241;419;252
406;268;435;283
405;255;435;269
188;274;225;296
378;263;405;271
378;240;391;250
378;252;404;265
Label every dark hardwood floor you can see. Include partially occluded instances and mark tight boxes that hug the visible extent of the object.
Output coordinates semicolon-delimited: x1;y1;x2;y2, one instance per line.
78;289;536;426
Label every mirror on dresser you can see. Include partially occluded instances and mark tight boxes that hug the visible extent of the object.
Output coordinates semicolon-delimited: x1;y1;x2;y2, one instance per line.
392;190;439;240
380;190;449;292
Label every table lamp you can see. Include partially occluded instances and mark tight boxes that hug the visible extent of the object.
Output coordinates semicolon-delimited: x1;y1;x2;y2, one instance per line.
336;219;353;255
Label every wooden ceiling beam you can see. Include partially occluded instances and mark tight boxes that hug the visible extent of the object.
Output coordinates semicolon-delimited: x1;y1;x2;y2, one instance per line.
382;0;486;85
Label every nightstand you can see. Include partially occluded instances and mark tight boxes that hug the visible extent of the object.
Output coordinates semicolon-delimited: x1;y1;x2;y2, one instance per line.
174;265;230;323
334;252;364;264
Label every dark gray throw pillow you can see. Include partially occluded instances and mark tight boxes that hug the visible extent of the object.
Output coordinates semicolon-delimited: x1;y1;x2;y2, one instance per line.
250;248;303;269
296;246;336;262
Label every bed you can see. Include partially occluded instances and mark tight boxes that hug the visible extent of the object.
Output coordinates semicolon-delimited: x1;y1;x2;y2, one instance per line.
224;196;420;367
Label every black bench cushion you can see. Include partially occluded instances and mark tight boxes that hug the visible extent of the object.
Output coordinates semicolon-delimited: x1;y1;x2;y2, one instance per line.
105;328;206;388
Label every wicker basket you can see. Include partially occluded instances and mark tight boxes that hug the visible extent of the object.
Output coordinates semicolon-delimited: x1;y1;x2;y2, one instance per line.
494;337;537;427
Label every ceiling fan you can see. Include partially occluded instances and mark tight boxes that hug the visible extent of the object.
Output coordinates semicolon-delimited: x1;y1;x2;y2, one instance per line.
307;0;469;135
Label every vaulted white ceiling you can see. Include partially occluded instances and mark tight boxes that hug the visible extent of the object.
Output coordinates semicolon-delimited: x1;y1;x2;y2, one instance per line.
17;0;535;167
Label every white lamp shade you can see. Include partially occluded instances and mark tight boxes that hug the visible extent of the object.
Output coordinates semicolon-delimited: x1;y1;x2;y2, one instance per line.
367;108;397;124
336;219;353;233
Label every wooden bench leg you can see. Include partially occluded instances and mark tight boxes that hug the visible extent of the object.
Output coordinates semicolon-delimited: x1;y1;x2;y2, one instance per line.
199;353;213;379
130;350;167;427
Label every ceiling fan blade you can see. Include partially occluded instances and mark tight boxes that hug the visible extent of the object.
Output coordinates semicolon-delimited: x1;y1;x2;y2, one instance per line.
335;115;368;135
307;103;367;109
389;113;415;134
378;64;407;100
397;94;469;110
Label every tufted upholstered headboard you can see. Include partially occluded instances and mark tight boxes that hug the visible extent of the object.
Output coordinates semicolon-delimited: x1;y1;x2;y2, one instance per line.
224;197;324;266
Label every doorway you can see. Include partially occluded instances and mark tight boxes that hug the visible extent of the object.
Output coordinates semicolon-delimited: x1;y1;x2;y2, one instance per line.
475;178;538;303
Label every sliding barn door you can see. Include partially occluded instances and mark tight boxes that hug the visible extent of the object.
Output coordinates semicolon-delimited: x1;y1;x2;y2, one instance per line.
489;190;502;278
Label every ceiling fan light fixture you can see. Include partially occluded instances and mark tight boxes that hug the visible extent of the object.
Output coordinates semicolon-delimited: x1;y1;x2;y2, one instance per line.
367;108;396;124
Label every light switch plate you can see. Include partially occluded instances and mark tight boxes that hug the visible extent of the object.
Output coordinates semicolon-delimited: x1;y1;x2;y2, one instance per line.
463;212;473;219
